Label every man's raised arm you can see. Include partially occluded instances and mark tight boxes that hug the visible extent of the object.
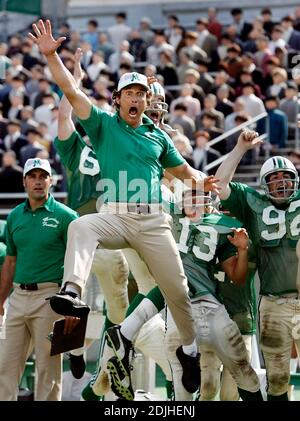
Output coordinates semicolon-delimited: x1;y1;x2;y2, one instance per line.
28;19;91;120
215;129;263;200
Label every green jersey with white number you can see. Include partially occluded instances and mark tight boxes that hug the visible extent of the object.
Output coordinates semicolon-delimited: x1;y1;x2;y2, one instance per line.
218;243;257;335
172;210;243;299
54;132;101;214
221;182;300;296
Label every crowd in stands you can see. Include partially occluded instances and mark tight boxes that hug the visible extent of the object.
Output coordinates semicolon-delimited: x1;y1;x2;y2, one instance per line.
1;6;300;193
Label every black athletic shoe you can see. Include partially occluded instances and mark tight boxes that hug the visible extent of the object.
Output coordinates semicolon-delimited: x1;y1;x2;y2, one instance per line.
107;356;134;400
47;291;90;317
176;346;200;393
69;353;86;379
106;326;134;400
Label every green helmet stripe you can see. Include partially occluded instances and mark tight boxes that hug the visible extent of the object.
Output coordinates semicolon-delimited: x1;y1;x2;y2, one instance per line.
277;157;283;168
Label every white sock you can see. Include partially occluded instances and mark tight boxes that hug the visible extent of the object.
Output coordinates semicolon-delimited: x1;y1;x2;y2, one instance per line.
182;340;198;357
120;298;158;342
65;282;81;298
290;357;298;373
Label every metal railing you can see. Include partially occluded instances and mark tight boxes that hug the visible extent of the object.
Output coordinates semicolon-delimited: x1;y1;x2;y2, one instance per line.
204;111;268;173
0;192;68;217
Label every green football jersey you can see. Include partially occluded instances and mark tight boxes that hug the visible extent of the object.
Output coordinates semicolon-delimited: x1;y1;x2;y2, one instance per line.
78;105;184;204
221;182;300;296
218;243;257;335
172;211;243;299
54;132;101;214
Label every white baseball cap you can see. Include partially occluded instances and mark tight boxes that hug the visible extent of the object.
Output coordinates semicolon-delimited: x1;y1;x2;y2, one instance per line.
117;72;149;92
23;158;52;177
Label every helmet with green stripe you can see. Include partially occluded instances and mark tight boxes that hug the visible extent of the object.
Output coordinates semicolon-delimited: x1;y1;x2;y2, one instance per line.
146;82;168;124
260;156;299;203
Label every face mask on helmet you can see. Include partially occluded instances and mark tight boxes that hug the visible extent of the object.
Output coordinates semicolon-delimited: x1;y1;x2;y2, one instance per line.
260;156;299;204
145;82;168;124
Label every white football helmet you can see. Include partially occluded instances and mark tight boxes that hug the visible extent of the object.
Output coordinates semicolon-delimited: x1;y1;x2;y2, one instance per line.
146;82;168;125
260;156;299;203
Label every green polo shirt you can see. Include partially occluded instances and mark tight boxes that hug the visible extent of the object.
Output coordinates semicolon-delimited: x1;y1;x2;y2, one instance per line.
6;194;78;285
78;105;185;203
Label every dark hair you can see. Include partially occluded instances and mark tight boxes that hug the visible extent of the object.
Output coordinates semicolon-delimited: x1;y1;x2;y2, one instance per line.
88;19;98;28
174;103;188;111
261;8;272;15
231;8;242;16
116;12;127;20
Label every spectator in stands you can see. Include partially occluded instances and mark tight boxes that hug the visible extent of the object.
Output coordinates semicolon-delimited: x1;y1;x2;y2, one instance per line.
25;64;44;98
168;103;195;140
129;29;147;63
107;12;132;50
281;15;300;50
183;69;205;105
257;96;288;150
196;59;214;94
279;80;300;139
0;150;24;192
176;48;198;85
293;6;300;31
34;93;56;126
240;82;266;118
108;40;134;74
172;133;195;167
97;32;115;64
241;52;264;89
198;111;224;154
254;36;273;76
7;34;22;57
86;51;108;83
269;26;287;54
225;97;246;131
19;127;45;166
79;41;93;70
170;84;201;120
261;8;275;36
192;130;220;174
82;19;99;52
195;18;218;61
21;40;39;70
19;106;38;135
184;31;207;64
216;84;234;117
235;70;262;99
207;7;222;41
147;30;174;67
31;78;59;109
157;50;179;87
196;93;224;130
266;67;288;99
68;30;81;53
219;44;243;79
138;17;155;47
288;149;300;176
164;14;180;46
226;112;253;163
1;119;27;162
230;8;253;42
7;91;24;121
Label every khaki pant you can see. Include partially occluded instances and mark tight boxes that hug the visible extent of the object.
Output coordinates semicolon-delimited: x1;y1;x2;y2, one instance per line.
0;284;62;401
259;296;300;396
165;301;260;401
63;206;195;345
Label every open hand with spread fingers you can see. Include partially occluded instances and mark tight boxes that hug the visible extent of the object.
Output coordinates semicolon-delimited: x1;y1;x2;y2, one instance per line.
237;128;263;151
28;19;66;56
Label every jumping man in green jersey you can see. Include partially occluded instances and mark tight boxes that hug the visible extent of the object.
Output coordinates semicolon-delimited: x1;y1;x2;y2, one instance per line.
30;19;220;395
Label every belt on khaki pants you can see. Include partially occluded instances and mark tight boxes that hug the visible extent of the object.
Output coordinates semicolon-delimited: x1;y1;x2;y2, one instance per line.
265;295;300;305
101;202;163;214
13;282;61;291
